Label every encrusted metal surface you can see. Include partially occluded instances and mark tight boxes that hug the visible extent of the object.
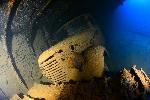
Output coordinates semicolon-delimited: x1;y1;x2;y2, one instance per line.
121;65;150;100
38;28;105;83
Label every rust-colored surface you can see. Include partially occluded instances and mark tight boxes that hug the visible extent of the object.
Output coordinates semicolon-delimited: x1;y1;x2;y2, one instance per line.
8;0;15;8
11;76;124;100
121;65;150;99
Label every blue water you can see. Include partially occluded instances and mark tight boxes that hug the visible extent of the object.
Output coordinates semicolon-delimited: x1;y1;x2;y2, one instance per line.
99;0;150;74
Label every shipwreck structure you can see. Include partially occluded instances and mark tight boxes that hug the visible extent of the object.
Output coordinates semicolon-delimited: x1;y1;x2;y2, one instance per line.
11;65;150;100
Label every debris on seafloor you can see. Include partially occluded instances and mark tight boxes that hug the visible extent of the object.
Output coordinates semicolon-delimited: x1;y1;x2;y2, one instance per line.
38;28;105;83
121;65;150;100
27;83;62;100
10;66;150;100
10;78;120;100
